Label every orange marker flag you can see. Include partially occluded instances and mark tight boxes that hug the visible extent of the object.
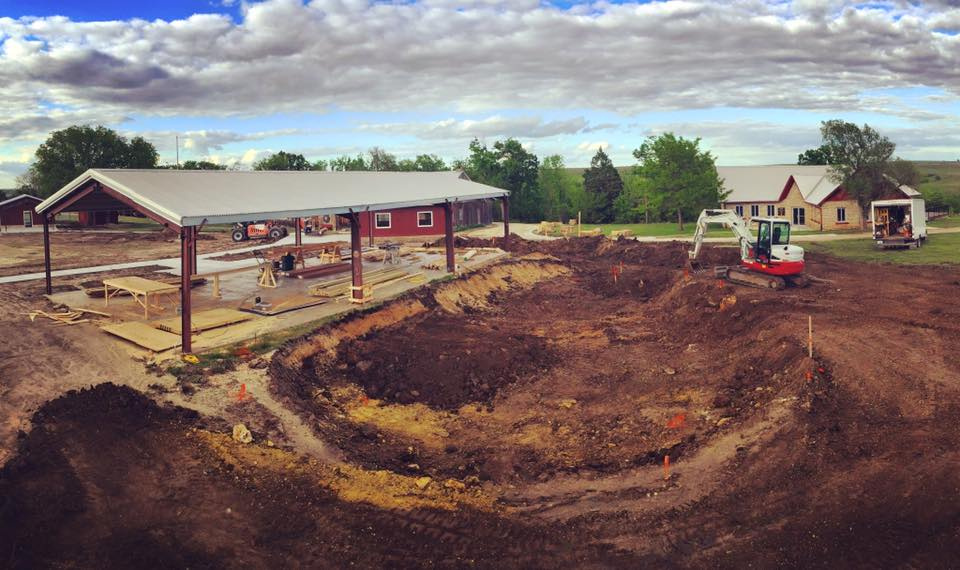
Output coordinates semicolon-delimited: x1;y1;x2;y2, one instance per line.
666;413;686;429
664;455;671;480
236;383;247;402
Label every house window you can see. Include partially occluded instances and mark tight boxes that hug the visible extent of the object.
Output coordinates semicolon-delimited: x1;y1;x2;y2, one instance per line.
750;205;759;217
22;210;33;227
417;211;434;228
777;207;786;216
767;205;775;216
375;212;391;229
734;205;744;217
836;207;846;222
792;207;806;226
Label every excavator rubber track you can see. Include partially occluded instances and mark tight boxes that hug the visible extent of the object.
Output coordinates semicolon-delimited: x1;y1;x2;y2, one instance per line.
715;266;786;290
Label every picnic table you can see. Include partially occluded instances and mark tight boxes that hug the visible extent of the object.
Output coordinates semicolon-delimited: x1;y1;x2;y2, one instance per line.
102;276;180;318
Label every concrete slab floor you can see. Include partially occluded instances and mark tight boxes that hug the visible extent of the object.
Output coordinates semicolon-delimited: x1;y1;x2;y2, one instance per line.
47;248;510;360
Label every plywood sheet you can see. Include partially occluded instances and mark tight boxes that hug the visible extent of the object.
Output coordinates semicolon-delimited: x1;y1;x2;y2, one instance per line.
102;276;180;295
101;322;181;352
153;308;253;334
238;294;327;316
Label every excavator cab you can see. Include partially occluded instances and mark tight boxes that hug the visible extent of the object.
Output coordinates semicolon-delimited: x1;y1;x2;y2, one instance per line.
753;219;791;263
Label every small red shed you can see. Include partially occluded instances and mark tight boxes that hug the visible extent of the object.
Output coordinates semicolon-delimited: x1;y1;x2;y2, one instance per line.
0;194;43;229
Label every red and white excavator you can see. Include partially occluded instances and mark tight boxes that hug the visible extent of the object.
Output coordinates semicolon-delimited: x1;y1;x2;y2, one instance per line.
688;209;807;289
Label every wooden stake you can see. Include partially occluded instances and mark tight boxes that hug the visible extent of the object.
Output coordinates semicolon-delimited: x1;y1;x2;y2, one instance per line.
808;315;813;358
663;455;670;480
577;211;582;237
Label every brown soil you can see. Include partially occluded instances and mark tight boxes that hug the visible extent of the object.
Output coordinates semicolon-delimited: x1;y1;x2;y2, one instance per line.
0;384;638;568
0;230;236;277
2;236;960;567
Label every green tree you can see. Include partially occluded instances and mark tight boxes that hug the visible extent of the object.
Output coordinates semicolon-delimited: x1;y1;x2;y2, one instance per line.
311;159;328;171
820;120;897;228
538;155;577;221
27;125;160;197
368;147;398;171
399;154;448;172
797;144;836;165
582;148;623;223
253;151;312;171
886;157;920;187
180;160;226;170
633;133;726;230
459;138;542;222
614;173;665;223
329;154;369;171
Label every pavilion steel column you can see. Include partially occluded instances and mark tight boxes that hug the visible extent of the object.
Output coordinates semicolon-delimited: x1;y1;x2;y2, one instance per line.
444;202;455;273
191;226;199;276
43;215;52;295
295;217;302;247
501;196;510;243
180;226;193;354
350;213;364;301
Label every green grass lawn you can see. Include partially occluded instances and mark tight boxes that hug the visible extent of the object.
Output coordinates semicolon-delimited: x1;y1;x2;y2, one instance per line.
567;222;694;237
929;216;960;228
806;233;960;265
549;222;851;238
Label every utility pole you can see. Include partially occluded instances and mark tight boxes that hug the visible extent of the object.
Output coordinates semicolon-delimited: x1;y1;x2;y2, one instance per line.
175;135;180;169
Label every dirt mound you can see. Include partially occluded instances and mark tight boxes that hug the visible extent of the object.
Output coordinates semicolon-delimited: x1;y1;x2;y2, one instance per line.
337;314;555;410
0;383;640;568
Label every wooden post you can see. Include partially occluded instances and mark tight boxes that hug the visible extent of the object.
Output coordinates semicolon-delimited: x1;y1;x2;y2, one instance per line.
295;217;302;246
808;315;813;359
444;202;456;273
350;212;364;302
181;227;193;354
578;210;582;237
501;196;510;243
42;215;52;295
368;210;375;247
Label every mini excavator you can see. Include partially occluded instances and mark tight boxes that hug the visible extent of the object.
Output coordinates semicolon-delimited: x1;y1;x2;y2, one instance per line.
688;209;807;290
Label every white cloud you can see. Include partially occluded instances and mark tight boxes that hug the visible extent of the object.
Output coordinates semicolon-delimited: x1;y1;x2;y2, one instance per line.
359;116;588;140
0;0;956;121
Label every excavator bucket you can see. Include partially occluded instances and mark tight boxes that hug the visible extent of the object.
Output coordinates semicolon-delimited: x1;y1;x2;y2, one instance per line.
688;259;706;274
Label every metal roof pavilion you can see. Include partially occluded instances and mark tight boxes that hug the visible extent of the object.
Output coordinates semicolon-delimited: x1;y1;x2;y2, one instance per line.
36;169;508;227
35;168;512;354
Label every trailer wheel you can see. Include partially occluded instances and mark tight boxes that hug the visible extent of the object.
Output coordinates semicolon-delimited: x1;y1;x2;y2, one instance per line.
231;229;246;242
268;227;283;240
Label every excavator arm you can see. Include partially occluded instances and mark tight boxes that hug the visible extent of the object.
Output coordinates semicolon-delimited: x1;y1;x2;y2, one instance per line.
689;209;753;262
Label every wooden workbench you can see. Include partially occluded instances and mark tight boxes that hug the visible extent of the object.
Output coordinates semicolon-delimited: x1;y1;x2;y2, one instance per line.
102;276;180;319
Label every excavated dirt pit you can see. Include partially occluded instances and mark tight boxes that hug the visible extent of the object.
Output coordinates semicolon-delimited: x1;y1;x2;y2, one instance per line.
4;237;960;567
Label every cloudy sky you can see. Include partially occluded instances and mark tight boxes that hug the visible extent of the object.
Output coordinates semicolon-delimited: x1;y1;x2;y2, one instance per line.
0;0;959;186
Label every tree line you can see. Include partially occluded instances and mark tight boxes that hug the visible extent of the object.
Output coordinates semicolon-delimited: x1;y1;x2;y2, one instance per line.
18;121;948;225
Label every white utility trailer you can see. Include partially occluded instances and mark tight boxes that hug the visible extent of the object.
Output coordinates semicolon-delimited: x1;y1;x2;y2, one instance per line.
870;198;927;249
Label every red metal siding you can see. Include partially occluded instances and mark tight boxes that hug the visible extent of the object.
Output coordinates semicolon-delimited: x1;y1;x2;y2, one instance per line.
355;206;446;238
0;196;42;227
78;211;120;226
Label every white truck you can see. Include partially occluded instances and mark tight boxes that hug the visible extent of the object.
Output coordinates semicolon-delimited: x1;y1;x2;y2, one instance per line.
870;198;927;249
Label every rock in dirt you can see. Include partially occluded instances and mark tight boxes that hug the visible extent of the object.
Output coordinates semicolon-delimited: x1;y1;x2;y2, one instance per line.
719;295;737;312
415;476;432;490
232;423;253;444
444;479;467;491
663;367;677;376
558;399;577;409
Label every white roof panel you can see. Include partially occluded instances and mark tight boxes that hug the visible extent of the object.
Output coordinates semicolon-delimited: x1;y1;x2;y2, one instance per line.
36;169;508;226
0;193;41;208
717;165;831;203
